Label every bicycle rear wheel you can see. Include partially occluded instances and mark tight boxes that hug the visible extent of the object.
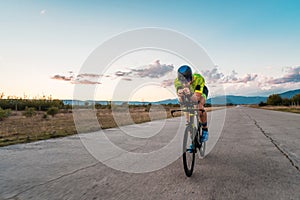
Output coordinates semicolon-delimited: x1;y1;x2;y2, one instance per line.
197;128;206;158
198;141;206;158
182;126;195;177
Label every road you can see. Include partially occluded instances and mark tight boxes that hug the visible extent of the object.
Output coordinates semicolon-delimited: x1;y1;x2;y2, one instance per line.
0;107;299;200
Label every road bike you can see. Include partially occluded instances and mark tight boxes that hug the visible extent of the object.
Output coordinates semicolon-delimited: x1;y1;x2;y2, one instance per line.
171;95;206;177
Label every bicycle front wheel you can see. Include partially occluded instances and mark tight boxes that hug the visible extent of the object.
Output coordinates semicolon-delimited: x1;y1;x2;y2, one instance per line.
182;126;195;177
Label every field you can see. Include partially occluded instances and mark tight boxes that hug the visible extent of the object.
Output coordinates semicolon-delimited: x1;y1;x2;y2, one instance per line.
0;106;223;147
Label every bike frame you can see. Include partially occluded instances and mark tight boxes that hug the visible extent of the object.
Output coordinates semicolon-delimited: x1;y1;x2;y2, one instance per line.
171;95;207;177
171;97;205;150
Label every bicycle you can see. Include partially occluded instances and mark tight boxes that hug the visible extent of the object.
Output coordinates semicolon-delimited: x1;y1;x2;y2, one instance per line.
171;95;206;177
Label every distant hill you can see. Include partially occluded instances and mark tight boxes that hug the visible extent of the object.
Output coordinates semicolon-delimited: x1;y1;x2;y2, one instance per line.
206;95;267;105
154;99;179;105
277;89;300;99
62;89;299;106
206;89;300;105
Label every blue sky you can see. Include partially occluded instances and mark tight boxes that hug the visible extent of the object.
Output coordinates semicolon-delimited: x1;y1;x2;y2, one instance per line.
0;0;299;100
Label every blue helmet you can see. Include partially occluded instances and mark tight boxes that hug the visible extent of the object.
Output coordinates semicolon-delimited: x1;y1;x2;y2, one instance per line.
178;65;192;82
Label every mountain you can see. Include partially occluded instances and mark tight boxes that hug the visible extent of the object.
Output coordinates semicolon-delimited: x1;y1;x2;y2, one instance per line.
206;95;267;105
62;100;153;106
154;99;179;105
62;89;299;106
278;89;300;99
206;89;300;105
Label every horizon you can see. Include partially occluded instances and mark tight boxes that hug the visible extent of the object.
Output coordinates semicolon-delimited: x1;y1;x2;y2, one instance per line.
1;1;300;101
1;88;298;102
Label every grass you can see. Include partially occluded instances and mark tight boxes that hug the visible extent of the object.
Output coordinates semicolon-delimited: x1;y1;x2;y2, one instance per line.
0;106;224;147
250;105;300;114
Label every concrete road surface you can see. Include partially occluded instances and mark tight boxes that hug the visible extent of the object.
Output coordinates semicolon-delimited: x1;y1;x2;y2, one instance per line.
0;107;299;200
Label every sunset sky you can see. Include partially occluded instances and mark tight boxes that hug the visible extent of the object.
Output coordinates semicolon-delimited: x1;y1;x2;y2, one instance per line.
0;0;299;101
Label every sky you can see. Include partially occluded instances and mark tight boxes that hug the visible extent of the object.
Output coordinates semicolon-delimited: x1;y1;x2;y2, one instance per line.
0;0;300;101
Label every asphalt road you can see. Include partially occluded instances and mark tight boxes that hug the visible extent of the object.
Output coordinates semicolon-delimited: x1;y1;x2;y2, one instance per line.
0;107;299;200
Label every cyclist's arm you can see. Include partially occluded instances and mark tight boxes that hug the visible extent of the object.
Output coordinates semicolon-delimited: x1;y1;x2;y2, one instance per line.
174;78;183;92
194;75;206;99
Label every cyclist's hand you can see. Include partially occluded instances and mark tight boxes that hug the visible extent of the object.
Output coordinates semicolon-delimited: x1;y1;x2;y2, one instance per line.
183;87;191;95
177;89;184;97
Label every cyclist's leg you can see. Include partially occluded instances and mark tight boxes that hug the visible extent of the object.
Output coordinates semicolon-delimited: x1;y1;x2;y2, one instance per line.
200;86;208;126
198;96;206;125
200;86;209;141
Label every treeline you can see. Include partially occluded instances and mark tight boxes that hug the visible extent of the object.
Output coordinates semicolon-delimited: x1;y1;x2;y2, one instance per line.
260;94;300;106
0;99;66;111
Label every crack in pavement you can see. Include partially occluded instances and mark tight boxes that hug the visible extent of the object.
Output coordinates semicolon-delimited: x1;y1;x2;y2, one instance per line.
244;111;300;172
5;162;100;200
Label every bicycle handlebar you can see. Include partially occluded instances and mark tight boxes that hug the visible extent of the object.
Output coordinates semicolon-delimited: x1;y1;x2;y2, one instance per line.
170;94;205;117
171;108;205;117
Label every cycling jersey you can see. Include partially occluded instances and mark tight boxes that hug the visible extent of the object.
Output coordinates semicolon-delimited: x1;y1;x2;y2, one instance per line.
174;73;207;99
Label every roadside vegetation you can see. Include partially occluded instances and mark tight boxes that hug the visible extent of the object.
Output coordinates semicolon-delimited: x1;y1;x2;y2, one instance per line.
0;98;223;147
255;93;300;114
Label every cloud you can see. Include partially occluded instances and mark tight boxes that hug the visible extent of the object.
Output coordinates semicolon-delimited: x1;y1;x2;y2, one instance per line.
40;9;46;15
77;73;103;78
121;78;132;81
115;71;131;77
161;79;174;88
132;60;174;78
51;72;102;84
71;80;101;84
115;60;174;79
205;66;300;96
236;74;258;83
224;72;258;84
268;66;300;84
201;67;224;83
51;75;72;81
202;67;258;84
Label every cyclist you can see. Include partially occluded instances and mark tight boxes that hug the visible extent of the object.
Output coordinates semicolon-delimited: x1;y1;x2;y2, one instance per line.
174;65;209;142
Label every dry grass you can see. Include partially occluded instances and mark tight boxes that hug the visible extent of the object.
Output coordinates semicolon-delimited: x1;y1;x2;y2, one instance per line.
0;106;225;147
250;105;300;114
0;111;76;147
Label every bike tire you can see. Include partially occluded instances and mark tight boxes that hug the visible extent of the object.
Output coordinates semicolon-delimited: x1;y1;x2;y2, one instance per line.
198;141;206;158
182;126;195;177
197;128;206;158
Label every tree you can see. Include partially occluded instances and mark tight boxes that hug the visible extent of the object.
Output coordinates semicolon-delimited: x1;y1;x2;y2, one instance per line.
291;94;300;106
267;94;282;106
282;98;290;106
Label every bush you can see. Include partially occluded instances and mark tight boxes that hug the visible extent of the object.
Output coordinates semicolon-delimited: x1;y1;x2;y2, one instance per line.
47;107;59;117
258;101;267;107
0;108;11;120
145;103;152;112
95;103;102;109
42;113;48;119
0;99;64;111
23;107;36;117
